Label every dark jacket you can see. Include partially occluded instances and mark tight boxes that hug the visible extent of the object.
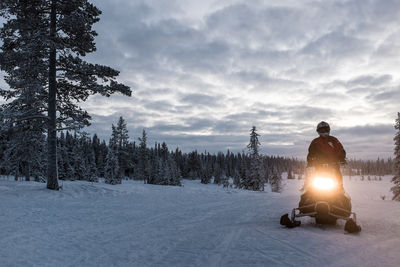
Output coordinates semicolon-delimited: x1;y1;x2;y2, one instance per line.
307;136;346;167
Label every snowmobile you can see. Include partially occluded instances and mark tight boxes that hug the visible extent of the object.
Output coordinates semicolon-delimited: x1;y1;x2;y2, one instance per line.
280;164;361;233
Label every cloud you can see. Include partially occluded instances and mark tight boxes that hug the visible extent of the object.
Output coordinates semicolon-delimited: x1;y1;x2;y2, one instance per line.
337;124;395;136
347;75;393;87
333;124;396;159
325;74;393;89
179;93;221;107
367;88;400;103
300;30;371;60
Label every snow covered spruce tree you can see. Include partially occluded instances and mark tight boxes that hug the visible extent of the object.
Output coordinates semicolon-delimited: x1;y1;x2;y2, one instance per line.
287;168;294;179
159;142;181;186
149;142;181;186
270;170;283;193
187;151;200;179
0;1;49;182
200;159;212;184
0;0;131;190
110;116;130;179
0;118;46;181
0;64;47;181
105;147;120;185
391;112;400;200
242;126;264;191
79;133;97;182
138;129;149;182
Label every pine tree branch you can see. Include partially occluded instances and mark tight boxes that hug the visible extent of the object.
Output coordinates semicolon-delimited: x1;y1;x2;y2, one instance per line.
15;115;50;122
55;126;80;132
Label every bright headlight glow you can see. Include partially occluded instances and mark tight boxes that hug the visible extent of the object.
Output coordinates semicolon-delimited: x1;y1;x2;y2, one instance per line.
313;177;336;190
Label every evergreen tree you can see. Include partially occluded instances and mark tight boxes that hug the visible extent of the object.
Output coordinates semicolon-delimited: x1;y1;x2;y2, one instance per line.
0;0;48;181
72;134;86;180
242;126;264;191
147;142;181;186
97;140;108;177
167;157;181;186
153;158;164;185
1;120;46;181
82;135;97;182
57;132;68;180
138;129;148;182
0;111;7;175
237;152;247;188
0;0;131;190
287;168;294;179
64;132;76;180
104;147;120;185
92;134;101;171
0;0;49;180
213;162;223;184
248;126;260;155
233;168;241;188
81;145;96;182
270;171;283;193
391;112;400;200
109;117;130;178
200;159;212;184
187;151;200;179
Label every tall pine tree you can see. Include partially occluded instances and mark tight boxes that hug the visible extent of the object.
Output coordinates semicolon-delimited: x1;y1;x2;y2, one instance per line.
0;1;48;182
243;126;264;191
0;0;131;190
138;129;148;182
105;146;120;185
109;117;130;178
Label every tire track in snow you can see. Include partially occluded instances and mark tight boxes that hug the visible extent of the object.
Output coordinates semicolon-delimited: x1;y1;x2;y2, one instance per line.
208;228;243;267
254;227;319;262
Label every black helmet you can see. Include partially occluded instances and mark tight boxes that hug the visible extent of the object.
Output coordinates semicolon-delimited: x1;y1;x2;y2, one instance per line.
316;121;330;133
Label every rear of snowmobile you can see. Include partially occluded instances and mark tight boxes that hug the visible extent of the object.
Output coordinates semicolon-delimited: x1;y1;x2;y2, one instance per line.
280;166;361;233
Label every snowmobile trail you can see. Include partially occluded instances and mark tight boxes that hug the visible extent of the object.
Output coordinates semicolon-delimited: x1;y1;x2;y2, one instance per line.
203;227;243;267
255;226;318;261
0;176;399;266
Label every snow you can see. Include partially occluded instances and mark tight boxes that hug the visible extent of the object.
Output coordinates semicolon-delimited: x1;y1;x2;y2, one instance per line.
1;175;399;267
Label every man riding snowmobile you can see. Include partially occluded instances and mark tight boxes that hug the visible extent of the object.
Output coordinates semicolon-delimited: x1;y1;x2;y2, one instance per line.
280;121;361;233
306;121;346;188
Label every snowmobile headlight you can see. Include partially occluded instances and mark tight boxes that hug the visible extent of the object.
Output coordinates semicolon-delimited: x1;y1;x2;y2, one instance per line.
313;177;336;190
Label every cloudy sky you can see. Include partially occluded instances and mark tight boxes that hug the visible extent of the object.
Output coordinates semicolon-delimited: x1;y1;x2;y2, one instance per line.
2;0;400;159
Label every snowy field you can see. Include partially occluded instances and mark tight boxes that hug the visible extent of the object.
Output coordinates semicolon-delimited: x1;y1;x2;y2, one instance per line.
1;175;399;267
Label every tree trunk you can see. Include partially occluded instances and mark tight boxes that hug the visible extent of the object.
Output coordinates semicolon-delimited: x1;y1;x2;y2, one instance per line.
47;0;59;190
24;161;30;181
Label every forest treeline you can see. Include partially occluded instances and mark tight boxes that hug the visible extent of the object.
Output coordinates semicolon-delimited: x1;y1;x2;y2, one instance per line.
0;117;296;190
0;116;394;190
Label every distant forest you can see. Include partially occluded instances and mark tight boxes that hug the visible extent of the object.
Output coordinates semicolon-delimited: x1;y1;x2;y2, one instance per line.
0;116;394;189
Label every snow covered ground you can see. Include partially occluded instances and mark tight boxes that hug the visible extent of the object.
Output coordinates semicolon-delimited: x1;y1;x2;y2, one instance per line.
1;175;399;267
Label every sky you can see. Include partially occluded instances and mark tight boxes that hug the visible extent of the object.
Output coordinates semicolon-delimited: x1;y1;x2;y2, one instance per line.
1;0;400;159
